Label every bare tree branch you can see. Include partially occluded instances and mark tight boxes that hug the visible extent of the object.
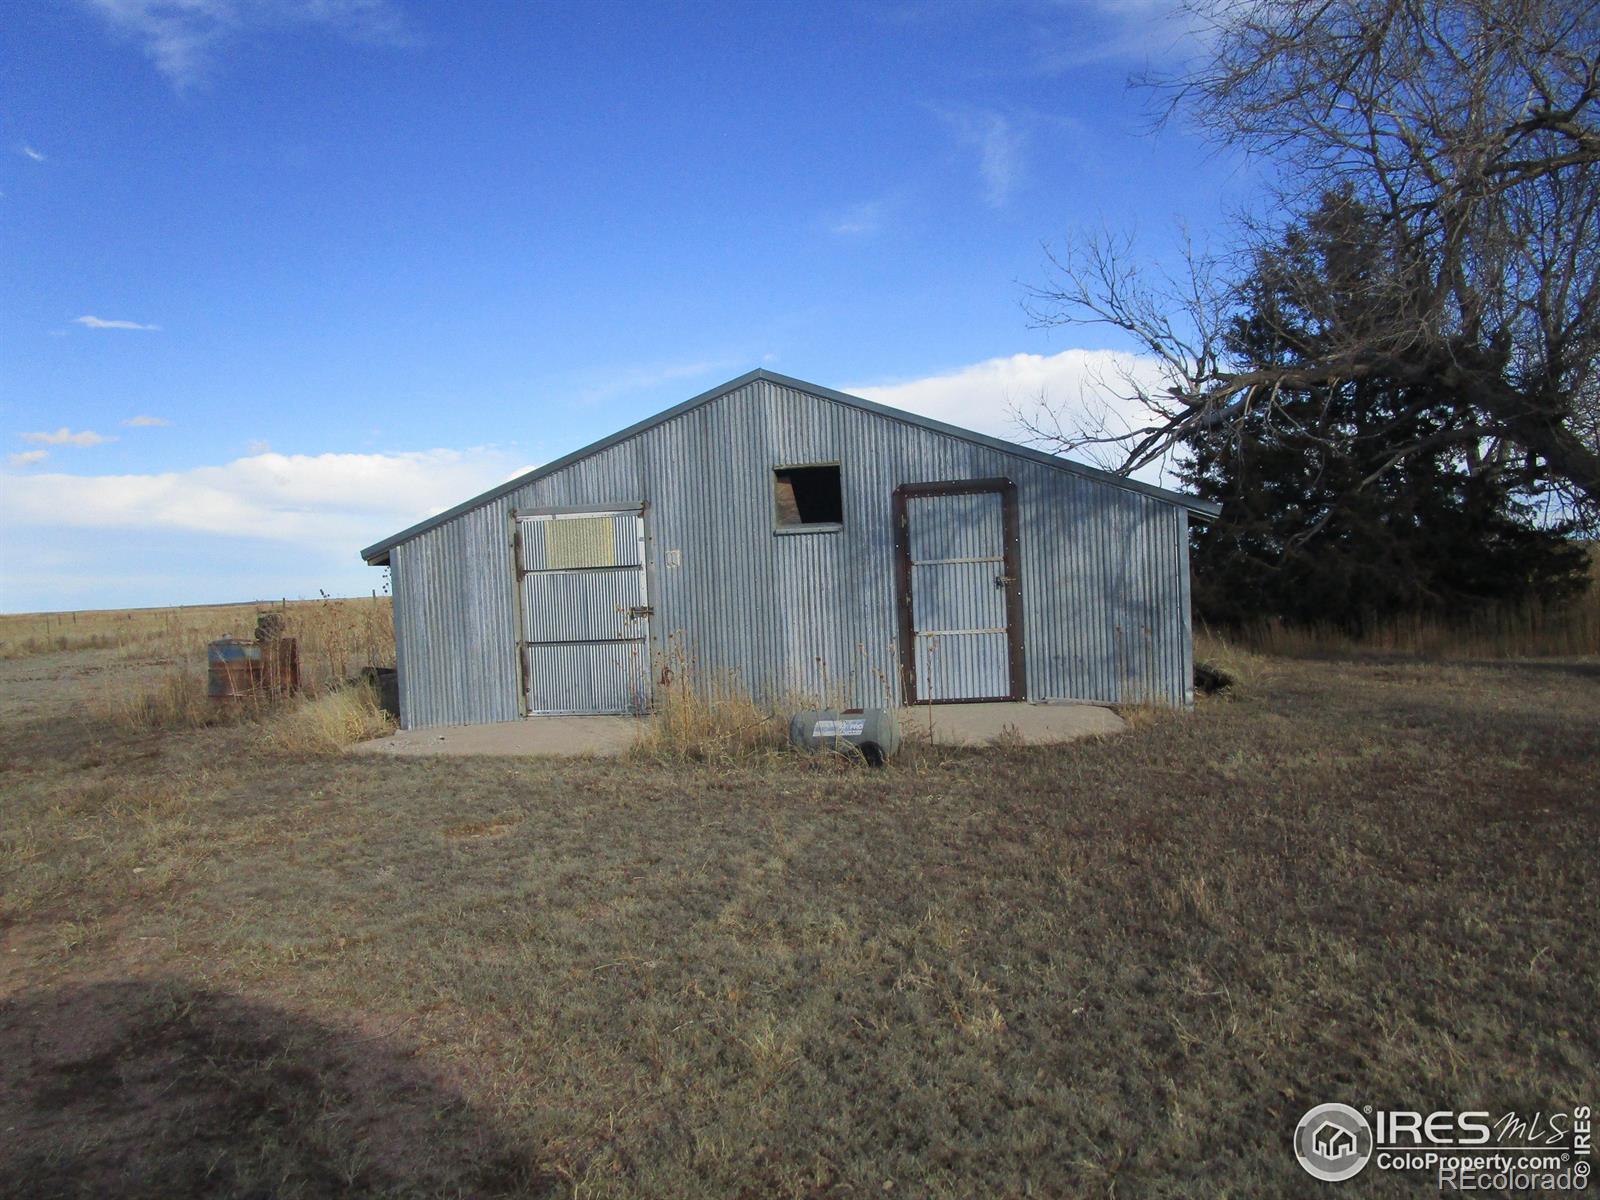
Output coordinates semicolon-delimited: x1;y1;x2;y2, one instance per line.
1028;0;1600;523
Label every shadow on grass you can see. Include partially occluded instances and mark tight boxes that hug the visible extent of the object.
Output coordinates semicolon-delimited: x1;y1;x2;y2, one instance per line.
1442;656;1600;679
1259;650;1600;680
0;979;554;1199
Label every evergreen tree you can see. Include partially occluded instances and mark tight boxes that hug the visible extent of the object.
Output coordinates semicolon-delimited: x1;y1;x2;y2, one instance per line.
1181;195;1589;630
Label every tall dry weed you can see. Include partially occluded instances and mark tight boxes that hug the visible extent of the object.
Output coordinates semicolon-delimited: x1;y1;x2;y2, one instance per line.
1201;547;1598;662
1192;628;1273;694
77;594;396;737
265;683;395;754
280;593;394;694
633;634;787;762
1227;596;1599;661
101;667;246;733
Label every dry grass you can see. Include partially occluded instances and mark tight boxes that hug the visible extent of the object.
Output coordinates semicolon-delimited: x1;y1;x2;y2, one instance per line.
633;636;793;762
1220;550;1600;660
633;634;898;763
281;594;395;695
42;596;397;738
98;663;237;733
3;641;1596;1197
633;671;787;762
1192;627;1275;695
1230;600;1600;658
0;595;394;694
1107;699;1182;730
102;668;394;750
264;683;396;754
0;601;263;660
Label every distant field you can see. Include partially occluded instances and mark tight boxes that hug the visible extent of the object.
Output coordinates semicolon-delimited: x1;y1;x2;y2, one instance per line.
1;601;259;659
0;597;394;706
1;622;1595;1196
0;595;393;671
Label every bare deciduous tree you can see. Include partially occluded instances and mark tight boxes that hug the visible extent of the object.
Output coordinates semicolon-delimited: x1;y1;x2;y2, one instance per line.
1026;0;1600;521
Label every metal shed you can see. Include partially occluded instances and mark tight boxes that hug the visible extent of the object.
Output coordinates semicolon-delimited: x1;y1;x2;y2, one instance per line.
360;369;1220;729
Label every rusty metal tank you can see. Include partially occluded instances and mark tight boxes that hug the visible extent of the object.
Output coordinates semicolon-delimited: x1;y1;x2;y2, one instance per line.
207;638;261;700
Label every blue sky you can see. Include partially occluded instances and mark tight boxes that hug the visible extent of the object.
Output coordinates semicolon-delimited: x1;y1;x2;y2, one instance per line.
2;0;1250;612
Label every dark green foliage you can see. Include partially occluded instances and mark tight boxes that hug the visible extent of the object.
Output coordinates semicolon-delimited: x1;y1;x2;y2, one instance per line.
1182;195;1590;630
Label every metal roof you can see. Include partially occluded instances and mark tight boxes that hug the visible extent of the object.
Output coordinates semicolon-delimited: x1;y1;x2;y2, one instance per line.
360;368;1219;564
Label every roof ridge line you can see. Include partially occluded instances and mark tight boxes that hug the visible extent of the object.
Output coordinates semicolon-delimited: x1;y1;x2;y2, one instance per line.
361;368;1217;563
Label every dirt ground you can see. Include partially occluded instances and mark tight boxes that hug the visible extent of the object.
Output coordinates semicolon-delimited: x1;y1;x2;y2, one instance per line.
2;645;1597;1197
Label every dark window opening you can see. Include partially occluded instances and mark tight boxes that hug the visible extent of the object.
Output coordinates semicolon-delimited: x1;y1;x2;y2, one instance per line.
774;464;843;527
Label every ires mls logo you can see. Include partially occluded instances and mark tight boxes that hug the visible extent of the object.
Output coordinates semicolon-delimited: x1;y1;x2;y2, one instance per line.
1295;1103;1593;1185
1315;1124;1357;1158
1295;1104;1375;1181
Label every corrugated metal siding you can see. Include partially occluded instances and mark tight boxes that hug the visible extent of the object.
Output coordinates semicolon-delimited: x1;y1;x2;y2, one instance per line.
524;642;650;715
519;571;646;643
387;377;1194;727
391;501;521;729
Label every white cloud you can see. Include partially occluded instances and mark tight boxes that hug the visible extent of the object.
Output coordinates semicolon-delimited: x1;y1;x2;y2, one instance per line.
850;349;1178;485
122;414;172;427
18;144;46;162
1031;0;1211;71
831;201;886;237
73;314;161;331
8;450;49;467
937;108;1025;208
20;427;117;447
84;0;414;88
1;447;528;553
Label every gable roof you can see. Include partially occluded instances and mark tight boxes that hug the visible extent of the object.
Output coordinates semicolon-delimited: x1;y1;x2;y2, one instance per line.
360;368;1219;564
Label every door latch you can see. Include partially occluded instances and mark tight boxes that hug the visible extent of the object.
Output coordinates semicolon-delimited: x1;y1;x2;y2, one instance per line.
628;605;655;619
994;575;1015;588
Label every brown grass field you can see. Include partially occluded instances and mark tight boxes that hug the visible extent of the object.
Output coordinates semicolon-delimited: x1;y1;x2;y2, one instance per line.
1;600;1597;1197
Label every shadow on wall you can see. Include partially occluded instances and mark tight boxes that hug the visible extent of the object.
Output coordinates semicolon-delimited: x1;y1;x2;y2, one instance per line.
0;979;554;1199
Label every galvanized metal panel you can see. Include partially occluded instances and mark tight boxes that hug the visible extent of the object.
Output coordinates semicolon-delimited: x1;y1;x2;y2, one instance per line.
518;570;646;643
907;491;1002;562
524;642;650;715
381;374;1197;728
910;560;1007;631
390;500;520;729
913;630;1010;702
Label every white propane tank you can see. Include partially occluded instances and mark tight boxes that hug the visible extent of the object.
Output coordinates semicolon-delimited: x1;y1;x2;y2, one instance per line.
787;708;901;766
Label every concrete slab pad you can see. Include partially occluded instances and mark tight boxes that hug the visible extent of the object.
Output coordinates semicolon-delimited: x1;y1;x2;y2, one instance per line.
352;701;1124;759
897;701;1125;746
353;715;641;758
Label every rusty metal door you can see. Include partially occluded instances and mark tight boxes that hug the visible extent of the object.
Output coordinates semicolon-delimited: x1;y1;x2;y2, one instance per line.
893;479;1025;704
514;509;651;714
